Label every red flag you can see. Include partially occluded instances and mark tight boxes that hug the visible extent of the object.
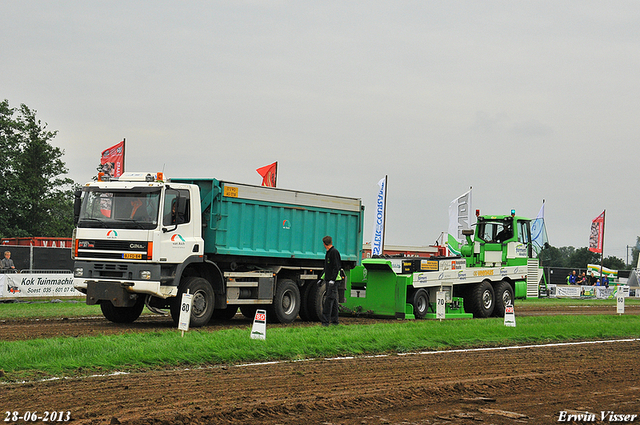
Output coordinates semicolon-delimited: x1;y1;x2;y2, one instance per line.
101;140;125;178
256;162;277;187
588;211;605;253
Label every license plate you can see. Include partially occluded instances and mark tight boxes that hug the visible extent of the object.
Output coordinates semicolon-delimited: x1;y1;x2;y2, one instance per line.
123;253;142;259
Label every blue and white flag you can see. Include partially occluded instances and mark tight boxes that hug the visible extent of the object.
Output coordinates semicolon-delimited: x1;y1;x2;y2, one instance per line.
371;177;387;256
447;189;474;256
531;201;548;255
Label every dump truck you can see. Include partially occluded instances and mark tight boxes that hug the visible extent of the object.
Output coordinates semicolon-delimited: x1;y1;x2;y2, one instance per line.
343;210;544;319
72;172;364;326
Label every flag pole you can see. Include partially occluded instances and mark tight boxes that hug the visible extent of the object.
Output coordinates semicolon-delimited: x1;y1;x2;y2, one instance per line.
122;138;126;174
274;161;278;188
600;209;606;277
381;175;388;255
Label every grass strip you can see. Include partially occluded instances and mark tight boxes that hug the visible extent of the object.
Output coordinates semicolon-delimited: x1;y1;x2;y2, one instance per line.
2;297;638;320
1;314;639;382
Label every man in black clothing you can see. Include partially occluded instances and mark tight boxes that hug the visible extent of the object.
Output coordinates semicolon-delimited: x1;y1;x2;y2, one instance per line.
322;235;341;326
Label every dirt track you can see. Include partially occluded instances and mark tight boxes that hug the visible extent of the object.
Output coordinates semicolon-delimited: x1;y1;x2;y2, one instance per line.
2;306;640;424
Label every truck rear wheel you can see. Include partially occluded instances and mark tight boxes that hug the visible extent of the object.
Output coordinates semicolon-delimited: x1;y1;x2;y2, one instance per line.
306;280;326;322
492;280;514;318
267;279;301;323
298;281;314;321
170;276;215;327
100;297;145;323
410;289;430;319
466;280;495;318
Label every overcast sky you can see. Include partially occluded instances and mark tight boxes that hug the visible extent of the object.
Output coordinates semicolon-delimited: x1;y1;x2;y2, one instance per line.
2;1;639;262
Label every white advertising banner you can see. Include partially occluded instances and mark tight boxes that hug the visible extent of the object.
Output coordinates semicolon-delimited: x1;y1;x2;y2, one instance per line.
556;286;582;298
447;189;474;256
0;273;81;299
371;177;387;256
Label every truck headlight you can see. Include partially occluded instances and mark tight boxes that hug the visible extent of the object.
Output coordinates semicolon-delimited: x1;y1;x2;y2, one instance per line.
140;270;151;280
74;267;84;277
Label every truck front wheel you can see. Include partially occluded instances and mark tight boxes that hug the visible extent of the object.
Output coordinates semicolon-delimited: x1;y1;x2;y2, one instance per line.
268;279;301;323
100;297;145;323
410;289;430;319
170;276;215;327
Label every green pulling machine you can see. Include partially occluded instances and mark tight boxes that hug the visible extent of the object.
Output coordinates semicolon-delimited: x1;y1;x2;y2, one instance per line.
343;211;545;319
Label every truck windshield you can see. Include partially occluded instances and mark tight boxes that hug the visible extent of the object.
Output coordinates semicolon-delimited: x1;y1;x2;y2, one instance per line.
477;219;513;243
77;188;161;230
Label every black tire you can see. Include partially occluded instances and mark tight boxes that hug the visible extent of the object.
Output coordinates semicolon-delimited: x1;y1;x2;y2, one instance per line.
492;280;514;318
306;280;326;322
466;280;495;318
211;305;238;321
240;305;258;320
267;279;301;323
100;297;145;323
298;281;314;321
170;276;215;327
410;288;430;319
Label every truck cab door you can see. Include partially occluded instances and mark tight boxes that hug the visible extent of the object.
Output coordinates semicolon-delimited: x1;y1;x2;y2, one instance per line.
157;187;199;264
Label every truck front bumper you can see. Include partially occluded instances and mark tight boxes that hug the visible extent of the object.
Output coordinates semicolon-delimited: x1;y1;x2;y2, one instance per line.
75;278;178;305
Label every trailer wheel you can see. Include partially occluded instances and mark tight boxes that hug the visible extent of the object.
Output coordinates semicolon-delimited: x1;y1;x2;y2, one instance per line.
467;280;495;318
306;280;326;322
410;289;430;319
170;276;215;327
211;305;238;321
267;279;301;323
100;297;145;323
492;280;514;318
240;305;258;320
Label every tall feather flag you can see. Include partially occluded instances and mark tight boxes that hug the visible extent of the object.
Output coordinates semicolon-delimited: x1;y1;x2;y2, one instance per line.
588;210;605;254
100;139;125;178
256;162;277;187
531;200;549;256
371;176;387;256
447;188;474;256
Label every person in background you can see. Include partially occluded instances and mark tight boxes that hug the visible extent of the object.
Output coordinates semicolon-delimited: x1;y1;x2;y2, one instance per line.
579;272;587;285
1;251;16;272
568;270;578;285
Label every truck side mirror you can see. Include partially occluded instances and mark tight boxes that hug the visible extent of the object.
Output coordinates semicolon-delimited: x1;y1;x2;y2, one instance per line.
73;190;82;225
461;229;474;245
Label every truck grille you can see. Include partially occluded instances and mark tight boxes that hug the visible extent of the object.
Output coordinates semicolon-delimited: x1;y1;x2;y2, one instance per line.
94;263;130;278
76;239;149;260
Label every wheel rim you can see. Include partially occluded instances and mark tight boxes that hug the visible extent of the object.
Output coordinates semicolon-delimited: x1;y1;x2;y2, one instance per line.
416;294;427;313
502;289;512;306
482;289;493;310
281;288;296;315
192;289;208;318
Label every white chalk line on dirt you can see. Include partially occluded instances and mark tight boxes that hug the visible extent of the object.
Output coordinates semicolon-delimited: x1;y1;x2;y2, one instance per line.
4;338;639;386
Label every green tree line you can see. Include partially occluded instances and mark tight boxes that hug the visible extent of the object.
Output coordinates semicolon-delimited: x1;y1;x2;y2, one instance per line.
0;99;75;238
538;243;638;271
